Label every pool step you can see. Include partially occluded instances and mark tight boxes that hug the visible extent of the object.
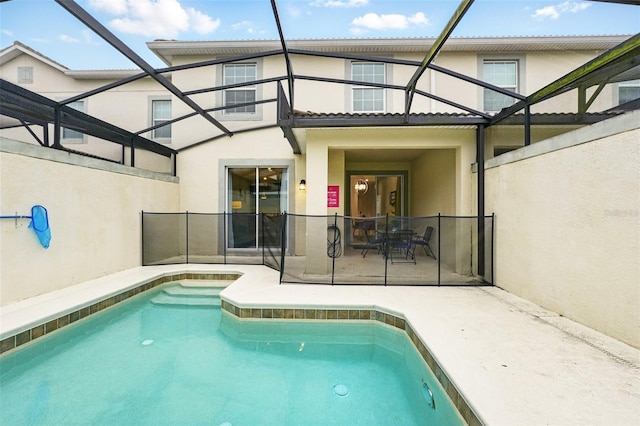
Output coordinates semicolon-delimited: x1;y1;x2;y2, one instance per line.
163;286;223;297
151;285;225;307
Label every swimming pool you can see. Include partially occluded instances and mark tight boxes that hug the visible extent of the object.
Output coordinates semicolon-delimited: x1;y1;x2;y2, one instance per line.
0;281;464;425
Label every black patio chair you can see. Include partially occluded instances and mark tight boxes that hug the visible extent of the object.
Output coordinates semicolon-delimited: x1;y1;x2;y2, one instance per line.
389;230;416;264
413;226;436;259
360;230;384;258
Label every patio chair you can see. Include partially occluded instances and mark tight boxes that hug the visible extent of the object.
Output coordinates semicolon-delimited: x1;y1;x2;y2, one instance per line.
413;226;436;259
389;230;416;264
360;230;384;258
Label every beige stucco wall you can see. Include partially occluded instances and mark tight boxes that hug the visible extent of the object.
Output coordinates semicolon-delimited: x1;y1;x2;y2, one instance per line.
176;127;298;213
485;111;640;348
0;139;179;305
411;149;456;216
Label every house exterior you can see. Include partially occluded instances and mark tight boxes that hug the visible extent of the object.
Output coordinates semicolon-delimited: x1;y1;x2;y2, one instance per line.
1;36;633;220
1;35;638;347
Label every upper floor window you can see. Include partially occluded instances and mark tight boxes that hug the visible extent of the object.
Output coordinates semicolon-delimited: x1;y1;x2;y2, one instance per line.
618;79;640;105
62;100;85;142
483;60;518;112
223;64;257;114
151;99;171;141
18;66;33;84
352;62;385;112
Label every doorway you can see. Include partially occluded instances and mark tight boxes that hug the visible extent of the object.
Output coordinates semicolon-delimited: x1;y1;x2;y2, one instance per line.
227;167;287;249
348;172;407;243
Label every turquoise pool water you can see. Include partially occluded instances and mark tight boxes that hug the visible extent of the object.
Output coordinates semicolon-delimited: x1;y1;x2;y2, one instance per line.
0;283;463;425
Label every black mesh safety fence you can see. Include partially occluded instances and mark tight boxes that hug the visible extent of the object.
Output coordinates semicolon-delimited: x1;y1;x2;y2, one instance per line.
142;211;494;286
186;213;223;263
262;213;285;272
142;212;186;265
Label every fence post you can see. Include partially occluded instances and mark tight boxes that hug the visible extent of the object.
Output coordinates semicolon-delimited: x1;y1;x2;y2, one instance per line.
437;213;441;287
260;213;265;265
384;213;389;286
279;212;287;284
491;213;495;285
141;210;145;266
185;211;189;264
223;212;227;264
330;213;338;285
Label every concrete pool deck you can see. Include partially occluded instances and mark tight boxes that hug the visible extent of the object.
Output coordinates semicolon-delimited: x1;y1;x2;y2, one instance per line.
1;264;639;425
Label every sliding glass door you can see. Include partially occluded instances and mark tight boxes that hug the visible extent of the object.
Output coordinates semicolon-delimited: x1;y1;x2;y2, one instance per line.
227;167;287;249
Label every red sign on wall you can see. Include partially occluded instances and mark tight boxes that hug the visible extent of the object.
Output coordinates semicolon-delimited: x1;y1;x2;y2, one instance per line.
327;185;340;208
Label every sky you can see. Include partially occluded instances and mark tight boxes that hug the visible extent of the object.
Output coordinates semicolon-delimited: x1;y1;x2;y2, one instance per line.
0;0;638;70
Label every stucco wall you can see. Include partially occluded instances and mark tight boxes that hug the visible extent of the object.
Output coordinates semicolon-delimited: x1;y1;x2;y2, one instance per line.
0;139;179;305
411;149;456;216
485;111;640;348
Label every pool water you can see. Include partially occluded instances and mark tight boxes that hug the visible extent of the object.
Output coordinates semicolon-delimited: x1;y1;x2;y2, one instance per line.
0;283;463;425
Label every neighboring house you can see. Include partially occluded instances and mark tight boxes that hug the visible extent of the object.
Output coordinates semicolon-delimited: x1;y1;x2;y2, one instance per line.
1;36;632;223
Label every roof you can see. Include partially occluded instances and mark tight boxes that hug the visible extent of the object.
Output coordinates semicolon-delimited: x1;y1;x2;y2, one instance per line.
0;41;142;80
286;110;623;128
147;35;633;66
0;41;68;72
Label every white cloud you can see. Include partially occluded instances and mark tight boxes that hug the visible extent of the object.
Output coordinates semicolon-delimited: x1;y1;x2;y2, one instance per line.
89;0;219;38
187;8;221;34
532;1;590;20
351;11;429;31
311;0;368;8
2;29;14;37
59;34;81;43
407;12;429;27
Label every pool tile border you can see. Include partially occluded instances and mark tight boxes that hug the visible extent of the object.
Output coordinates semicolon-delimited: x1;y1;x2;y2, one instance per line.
0;272;240;356
221;299;482;426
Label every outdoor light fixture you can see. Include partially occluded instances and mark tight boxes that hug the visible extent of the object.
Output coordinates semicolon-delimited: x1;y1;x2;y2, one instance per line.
354;178;368;195
299;179;306;190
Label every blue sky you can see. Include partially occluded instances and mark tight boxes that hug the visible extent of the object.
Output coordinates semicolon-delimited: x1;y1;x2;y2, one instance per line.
1;0;638;69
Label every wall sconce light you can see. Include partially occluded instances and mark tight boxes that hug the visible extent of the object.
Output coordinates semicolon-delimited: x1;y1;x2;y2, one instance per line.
231;200;242;209
298;179;306;190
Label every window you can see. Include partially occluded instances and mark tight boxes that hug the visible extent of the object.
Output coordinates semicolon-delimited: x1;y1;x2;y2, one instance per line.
18;66;33;84
227;166;288;249
618;79;640;105
151;99;171;141
62;100;85;142
352;62;385;112
483;60;518;112
224;64;257;114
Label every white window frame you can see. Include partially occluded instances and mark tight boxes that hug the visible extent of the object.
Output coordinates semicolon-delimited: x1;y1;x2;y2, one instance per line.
351;62;386;113
223;63;257;117
62;99;87;143
480;58;522;113
18;66;33;84
149;97;172;143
